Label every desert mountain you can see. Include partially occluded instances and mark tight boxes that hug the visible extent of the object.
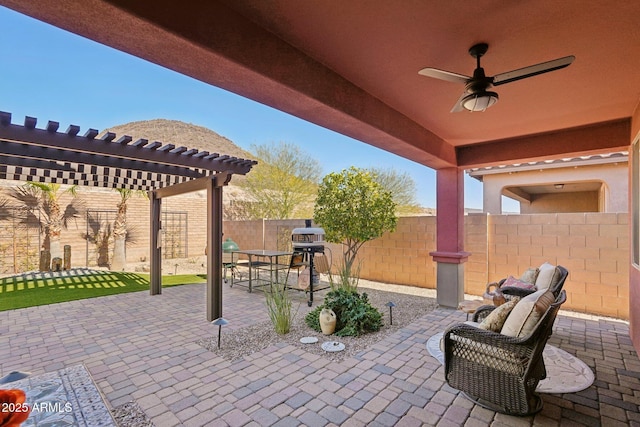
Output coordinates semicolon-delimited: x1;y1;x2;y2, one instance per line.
103;119;253;161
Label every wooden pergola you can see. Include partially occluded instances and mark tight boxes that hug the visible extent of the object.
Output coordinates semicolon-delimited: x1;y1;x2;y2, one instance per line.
0;111;257;321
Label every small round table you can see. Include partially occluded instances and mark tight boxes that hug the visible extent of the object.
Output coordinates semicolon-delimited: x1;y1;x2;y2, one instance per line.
457;300;484;320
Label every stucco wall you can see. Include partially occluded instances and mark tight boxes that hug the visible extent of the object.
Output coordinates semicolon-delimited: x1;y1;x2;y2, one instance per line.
520;191;599;213
480;162;628;214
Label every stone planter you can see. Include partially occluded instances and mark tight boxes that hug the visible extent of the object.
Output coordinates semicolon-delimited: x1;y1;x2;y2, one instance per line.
319;308;337;335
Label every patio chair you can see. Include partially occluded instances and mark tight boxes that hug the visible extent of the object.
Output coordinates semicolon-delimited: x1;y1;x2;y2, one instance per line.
444;289;567;416
485;263;568;303
285;251;306;286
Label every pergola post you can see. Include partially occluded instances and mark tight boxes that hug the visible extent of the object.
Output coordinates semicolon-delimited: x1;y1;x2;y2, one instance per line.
149;190;162;295
430;167;470;307
207;173;227;321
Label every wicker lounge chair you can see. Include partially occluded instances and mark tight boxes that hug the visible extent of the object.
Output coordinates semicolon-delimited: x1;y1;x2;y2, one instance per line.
486;264;568;302
444;290;567;416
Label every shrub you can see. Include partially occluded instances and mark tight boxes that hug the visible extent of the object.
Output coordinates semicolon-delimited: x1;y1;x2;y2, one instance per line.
314;167;397;273
305;288;382;337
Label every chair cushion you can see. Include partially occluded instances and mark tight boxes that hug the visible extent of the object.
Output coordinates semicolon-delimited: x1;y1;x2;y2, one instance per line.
535;262;561;290
502;275;537;290
478;298;519;332
500;288;555;337
519;267;539;284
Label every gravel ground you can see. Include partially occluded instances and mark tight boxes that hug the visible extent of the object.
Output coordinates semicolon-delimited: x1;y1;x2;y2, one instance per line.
197;285;438;363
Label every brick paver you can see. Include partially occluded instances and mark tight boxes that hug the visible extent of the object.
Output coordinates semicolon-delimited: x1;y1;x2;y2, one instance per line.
1;282;639;426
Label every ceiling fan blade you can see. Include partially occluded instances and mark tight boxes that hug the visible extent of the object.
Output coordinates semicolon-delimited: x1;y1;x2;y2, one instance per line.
450;92;467;113
418;67;470;84
492;55;575;86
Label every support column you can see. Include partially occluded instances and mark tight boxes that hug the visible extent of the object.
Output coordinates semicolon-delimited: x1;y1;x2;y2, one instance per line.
483;179;503;214
149;191;162;295
429;168;470;307
206;173;228;321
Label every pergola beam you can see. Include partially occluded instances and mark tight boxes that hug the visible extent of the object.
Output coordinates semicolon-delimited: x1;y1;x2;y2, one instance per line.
0;112;256;175
153;175;211;198
0;140;205;179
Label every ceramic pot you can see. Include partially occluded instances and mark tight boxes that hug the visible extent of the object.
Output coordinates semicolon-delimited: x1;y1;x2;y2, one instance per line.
319;308;337;335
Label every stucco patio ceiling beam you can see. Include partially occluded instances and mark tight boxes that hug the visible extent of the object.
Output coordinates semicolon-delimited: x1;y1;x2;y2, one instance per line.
0;1;455;169
457;119;631;169
0;112;256;175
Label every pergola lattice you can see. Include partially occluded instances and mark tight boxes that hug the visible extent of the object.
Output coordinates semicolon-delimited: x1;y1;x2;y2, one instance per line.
0;111;257;320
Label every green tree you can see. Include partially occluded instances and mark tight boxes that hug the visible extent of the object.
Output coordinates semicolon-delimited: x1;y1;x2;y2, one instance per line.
111;188;147;271
367;167;421;215
7;183;83;260
314;167;397;274
240;142;321;219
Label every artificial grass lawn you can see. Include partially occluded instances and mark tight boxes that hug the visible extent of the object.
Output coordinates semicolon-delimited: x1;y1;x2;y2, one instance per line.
0;271;207;311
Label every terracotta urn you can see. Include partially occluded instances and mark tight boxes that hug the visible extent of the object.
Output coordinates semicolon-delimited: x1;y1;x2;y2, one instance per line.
319;308;337;335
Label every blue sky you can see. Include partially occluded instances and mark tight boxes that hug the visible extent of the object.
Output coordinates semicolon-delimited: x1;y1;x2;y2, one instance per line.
0;6;492;209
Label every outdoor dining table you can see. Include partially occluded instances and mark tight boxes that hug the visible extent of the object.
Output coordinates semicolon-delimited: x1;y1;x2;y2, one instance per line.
230;249;292;292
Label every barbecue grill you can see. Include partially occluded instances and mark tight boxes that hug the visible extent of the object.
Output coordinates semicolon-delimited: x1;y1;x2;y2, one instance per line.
291;220;329;306
222;237;240;283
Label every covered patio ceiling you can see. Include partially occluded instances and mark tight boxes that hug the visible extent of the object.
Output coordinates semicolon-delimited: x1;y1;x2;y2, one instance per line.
2;0;640;316
0;1;638;170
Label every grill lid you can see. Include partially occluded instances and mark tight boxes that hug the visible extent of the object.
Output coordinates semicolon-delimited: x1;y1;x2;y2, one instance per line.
292;228;325;244
292;221;325;247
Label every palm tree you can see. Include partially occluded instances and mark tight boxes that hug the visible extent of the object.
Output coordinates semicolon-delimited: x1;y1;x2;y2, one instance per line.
82;211;112;267
7;183;83;262
111;188;147;271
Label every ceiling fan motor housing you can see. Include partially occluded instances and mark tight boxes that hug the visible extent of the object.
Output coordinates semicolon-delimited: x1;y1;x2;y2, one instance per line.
466;68;492;94
418;42;574;112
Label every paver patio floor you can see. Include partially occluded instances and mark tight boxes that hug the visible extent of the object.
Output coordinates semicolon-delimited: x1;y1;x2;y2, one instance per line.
1;282;639;426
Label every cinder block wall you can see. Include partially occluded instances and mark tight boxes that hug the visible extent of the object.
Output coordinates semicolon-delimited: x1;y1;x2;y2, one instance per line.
486;213;629;319
223;214;629;319
1;180;628;319
464;214;490;295
356;216;437;287
0;186;211;272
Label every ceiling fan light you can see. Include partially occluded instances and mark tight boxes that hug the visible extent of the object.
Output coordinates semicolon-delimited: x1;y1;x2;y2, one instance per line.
462;91;499;112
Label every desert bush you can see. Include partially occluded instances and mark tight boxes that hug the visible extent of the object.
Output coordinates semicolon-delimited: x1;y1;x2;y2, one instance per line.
265;284;297;334
305;288;382;337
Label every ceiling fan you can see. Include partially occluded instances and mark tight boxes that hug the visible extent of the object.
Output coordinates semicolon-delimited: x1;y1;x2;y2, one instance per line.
418;43;575;112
